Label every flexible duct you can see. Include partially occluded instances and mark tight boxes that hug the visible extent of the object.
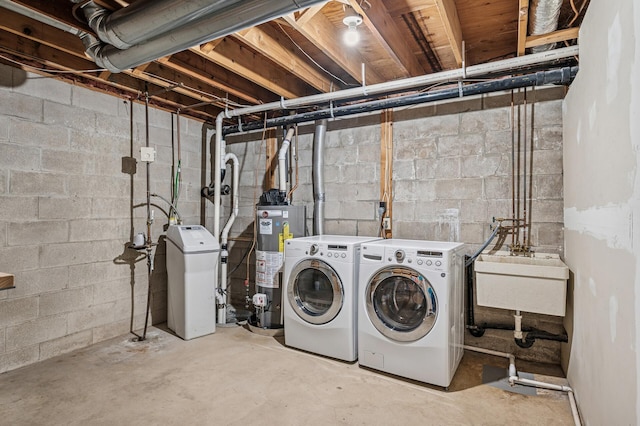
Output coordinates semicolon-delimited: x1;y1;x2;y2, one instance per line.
312;120;327;235
218;152;240;325
528;0;563;53
278;128;296;196
77;0;233;49
74;0;326;72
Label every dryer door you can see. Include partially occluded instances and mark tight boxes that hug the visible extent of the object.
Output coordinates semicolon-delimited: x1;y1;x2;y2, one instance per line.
365;266;437;342
287;259;344;325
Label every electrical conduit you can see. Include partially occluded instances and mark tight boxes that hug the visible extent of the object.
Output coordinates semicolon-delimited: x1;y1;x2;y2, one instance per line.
218;152;240;325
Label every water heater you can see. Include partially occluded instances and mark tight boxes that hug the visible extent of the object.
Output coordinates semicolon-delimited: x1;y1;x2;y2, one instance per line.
254;190;306;329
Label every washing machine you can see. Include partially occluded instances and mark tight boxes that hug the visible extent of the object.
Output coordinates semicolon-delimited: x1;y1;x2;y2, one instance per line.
358;239;465;387
283;235;381;361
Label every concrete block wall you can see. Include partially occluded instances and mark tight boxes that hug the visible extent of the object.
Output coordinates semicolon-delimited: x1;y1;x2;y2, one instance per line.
0;64;206;373
225;88;567;363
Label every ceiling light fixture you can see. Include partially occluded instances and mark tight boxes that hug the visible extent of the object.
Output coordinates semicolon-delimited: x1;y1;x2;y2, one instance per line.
342;6;363;47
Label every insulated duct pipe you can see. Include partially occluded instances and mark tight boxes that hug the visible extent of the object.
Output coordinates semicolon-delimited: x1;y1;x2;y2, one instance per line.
223;67;577;134
278;128;296;196
312;120;327;235
528;0;563;53
212;47;579;241
75;0;327;72
218;152;240;325
0;0;86;36
76;0;232;49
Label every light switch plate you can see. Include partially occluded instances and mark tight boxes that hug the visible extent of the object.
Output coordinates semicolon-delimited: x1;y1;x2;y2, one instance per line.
140;146;156;162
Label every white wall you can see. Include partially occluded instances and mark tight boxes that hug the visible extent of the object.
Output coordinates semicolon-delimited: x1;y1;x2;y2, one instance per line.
563;1;640;424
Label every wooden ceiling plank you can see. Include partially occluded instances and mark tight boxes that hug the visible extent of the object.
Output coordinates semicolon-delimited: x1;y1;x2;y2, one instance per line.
283;13;384;85
433;0;463;67
517;0;530;56
349;0;425;77
233;25;334;92
525;27;579;48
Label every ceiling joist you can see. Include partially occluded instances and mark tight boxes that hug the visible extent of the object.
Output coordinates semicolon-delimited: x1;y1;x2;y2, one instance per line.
433;0;464;67
517;0;530;56
348;0;425;78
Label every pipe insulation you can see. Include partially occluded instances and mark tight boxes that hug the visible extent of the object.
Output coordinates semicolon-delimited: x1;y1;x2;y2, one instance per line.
218;152;240;325
223;67;578;135
312;120;327;235
528;0;563;53
78;0;233;49
74;0;327;72
278;128;296;195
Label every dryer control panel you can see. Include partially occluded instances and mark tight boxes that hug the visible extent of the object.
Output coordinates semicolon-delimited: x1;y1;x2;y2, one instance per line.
382;247;449;273
285;241;358;263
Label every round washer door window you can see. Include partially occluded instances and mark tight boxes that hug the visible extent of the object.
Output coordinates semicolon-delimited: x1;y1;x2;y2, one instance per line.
288;259;343;325
365;266;437;342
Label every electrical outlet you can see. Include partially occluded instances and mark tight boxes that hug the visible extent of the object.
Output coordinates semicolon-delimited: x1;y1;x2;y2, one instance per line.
382;218;391;230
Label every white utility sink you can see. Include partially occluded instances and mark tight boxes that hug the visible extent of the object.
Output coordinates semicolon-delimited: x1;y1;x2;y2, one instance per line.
474;252;569;316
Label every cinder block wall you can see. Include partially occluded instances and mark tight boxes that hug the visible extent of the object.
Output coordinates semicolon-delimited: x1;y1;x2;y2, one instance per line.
0;64;205;373
225;88;566;363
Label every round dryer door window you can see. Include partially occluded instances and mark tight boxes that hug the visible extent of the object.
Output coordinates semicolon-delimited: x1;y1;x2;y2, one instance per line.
288;259;343;325
365;266;437;342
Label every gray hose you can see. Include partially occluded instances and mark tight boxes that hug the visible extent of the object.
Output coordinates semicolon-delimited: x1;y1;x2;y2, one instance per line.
465;224;501;267
151;193;183;224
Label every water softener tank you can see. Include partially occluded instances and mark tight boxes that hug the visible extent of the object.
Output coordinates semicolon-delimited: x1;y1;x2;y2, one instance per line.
253;189;306;329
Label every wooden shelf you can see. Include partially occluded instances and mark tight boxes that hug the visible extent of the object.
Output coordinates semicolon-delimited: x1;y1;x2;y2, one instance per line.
0;273;15;291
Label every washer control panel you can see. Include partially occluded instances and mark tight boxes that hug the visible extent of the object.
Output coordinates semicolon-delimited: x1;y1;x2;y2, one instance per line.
385;247;447;272
296;243;356;263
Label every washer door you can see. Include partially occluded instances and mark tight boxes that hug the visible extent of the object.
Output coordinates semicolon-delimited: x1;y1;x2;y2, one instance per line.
365;266;438;342
288;259;343;325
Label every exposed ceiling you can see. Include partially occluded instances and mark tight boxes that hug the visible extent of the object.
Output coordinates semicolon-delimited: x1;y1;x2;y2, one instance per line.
0;0;588;123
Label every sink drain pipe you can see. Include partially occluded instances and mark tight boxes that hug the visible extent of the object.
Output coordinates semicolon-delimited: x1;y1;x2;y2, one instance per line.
464;345;581;426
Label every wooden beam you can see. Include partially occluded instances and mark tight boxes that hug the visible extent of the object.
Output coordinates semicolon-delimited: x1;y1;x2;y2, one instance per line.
433;0;464;66
0;273;15;291
265;129;278;189
348;0;424;77
233;25;334;92
295;4;327;27
191;37;316;99
380;109;393;239
517;0;530;56
283;12;384;85
525;27;579;48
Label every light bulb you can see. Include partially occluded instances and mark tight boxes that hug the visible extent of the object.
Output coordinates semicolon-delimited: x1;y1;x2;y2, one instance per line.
344;24;359;46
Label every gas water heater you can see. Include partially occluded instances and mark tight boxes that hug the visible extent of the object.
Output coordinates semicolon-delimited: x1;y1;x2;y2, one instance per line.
253;190;306;329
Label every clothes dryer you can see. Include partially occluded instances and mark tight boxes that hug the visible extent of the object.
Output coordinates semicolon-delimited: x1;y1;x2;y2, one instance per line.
358;239;465;387
283;235;380;361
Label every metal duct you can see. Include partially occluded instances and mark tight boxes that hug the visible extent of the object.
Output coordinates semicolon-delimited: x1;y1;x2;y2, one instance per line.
312;120;327;235
528;0;563;53
76;0;326;72
78;0;234;49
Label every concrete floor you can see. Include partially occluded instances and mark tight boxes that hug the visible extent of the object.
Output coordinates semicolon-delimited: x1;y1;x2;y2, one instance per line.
0;325;574;425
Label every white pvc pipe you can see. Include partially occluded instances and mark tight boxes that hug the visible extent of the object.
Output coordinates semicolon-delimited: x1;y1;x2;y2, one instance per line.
278;128;296;195
211;45;579;244
219;46;579;120
463;345;581;425
217;152;239;325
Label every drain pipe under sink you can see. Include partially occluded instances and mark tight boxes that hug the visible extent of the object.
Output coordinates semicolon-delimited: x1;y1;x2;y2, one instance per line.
463;345;581;426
